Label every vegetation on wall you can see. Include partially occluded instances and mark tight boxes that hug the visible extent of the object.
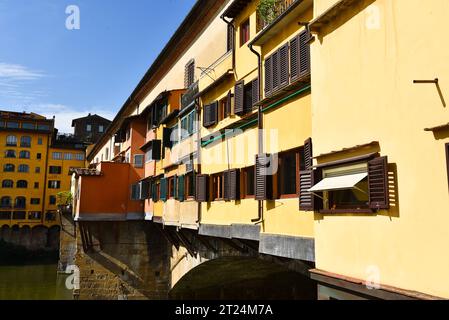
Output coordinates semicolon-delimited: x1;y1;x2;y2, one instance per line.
56;191;73;207
257;0;282;25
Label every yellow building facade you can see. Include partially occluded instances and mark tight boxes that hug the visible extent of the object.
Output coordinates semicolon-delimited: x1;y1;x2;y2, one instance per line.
0;111;86;228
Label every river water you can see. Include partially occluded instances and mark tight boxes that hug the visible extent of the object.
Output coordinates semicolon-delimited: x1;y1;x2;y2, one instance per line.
0;264;73;300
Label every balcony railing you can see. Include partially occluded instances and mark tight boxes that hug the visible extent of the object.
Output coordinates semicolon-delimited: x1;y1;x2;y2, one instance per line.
181;81;199;110
257;0;299;32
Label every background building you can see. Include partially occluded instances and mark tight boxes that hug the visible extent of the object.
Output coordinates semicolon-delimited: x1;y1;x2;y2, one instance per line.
71;113;111;144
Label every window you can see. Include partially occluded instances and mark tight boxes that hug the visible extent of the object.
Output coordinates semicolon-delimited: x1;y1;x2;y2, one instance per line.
22;123;35;130
48;180;61;189
28;212;41;220
37;153;42;160
125;127;131;141
212;173;224;200
181;109;197;139
276;149;301;198
86;124;92;132
34;182;39;189
18;164;29;173
2;180;13;188
186;173;195;198
171;124;179;147
64;153;73;160
234;79;258;115
75;153;85;161
35;167;40;173
134;154;144;168
52;152;63;160
240;19;250;47
168;177;175;199
49;166;62;174
38;137;43;145
14;197;26;209
130;184;140;200
5;150;16;158
30;198;40;205
242;166;255;198
20;136;31;147
244;82;253;112
7;121;19;129
17;180;28;188
19;150;30;159
49;195;57;205
3;164;15;172
203;101;218;128
6;135;17;146
0;196;12;208
37;124;50;131
99;125;104;133
185;59;195;88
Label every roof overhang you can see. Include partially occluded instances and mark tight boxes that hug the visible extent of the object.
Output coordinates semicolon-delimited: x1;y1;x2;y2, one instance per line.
222;0;252;19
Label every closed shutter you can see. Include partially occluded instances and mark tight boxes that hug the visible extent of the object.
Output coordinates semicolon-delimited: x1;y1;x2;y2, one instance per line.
368;156;390;210
299;29;311;78
151;182;157;200
141;181;150;199
211;101;218;125
195;174;209;202
203;103;209;127
264;56;272;97
160;178;167;202
252;78;259;108
226;90;233;116
223;171;230;201
163;127;172;148
173;175;178;200
290;35;299;81
178;175;185;202
152;140;162;160
255;154;273;200
272;51;279;92
234;81;245;115
279;43;289;88
229;169;240;200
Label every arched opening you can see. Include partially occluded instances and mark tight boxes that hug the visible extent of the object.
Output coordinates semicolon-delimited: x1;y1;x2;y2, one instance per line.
170;256;317;300
3;164;15;172
2;180;13;188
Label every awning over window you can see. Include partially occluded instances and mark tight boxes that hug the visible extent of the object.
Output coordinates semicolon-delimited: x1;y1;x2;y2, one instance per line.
308;172;367;192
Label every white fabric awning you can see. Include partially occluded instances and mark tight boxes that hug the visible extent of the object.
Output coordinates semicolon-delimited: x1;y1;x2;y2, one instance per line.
308;172;368;192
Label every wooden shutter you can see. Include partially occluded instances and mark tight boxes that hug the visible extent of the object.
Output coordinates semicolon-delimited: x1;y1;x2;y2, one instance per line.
141;181;150;199
160;178;167;202
272;51;279;92
299;29;311;78
227;23;234;52
151;182;157;200
226;90;233;116
178;175;185;202
279;43;289;88
203;103;209;127
299;170;314;211
290;35;299;81
223;171;230;201
304;138;313;170
211;101;218;125
255;154;273;200
368;156;389;210
234;81;245;115
163;127;171;148
195;174;209;202
173;175;178;200
229;169;240;200
152;140;162;160
264;56;272;97
251;78;259;108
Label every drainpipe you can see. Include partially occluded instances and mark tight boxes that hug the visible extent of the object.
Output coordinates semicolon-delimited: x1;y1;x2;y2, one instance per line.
248;43;263;224
195;97;202;224
220;15;235;69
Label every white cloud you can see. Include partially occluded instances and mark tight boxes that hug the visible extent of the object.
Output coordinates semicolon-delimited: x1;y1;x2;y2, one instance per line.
0;63;45;80
20;103;116;134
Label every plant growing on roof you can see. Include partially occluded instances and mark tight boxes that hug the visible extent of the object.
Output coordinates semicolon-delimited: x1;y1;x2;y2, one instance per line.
257;0;282;25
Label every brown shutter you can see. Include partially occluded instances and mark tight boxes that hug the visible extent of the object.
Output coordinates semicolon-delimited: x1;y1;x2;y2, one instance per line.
368;156;389;210
223;170;230;201
227;23;234;52
195;174;209;202
299;170;314;211
299;29;311;78
255;154;273;200
279;43;289;88
211;101;218;125
272;51;279;92
229;169;240;200
234;80;245;115
304;138;313;170
226;90;232;116
251;78;259;108
203;103;209;127
290;35;299;81
264;55;272;97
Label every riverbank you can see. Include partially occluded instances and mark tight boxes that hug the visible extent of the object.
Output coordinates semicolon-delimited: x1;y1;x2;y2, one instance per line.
0;240;59;265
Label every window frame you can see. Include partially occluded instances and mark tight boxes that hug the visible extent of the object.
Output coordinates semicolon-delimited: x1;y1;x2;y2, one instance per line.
241;166;255;199
185;172;195;199
239;18;250;47
276;149;301;199
6;135;17;146
211;173;224;201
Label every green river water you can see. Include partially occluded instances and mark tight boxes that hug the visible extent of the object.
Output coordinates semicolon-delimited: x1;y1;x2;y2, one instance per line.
0;264;73;300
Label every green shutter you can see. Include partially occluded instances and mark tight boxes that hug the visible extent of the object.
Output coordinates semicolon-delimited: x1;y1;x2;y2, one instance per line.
151;182;157;200
178;175;185;202
160;178;167;202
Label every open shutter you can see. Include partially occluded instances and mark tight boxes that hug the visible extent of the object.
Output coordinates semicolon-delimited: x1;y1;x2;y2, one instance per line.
226;90;232;116
152;140;162;160
255;154;273;200
272;51;279;92
211;101;218;125
279;43;289;88
229;169;240;200
160;178;167;202
264;56;272;97
151;182;157;200
178;175;185;202
141;181;150;200
299;29;311;78
203;103;210;127
223;171;230;201
251;78;259;108
290;35;299;81
304;138;313;170
163;127;172;148
368;156;389;210
299;170;314;211
195;174;209;202
234;81;245;115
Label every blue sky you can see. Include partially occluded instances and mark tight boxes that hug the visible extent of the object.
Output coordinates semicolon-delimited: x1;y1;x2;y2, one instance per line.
0;0;196;132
